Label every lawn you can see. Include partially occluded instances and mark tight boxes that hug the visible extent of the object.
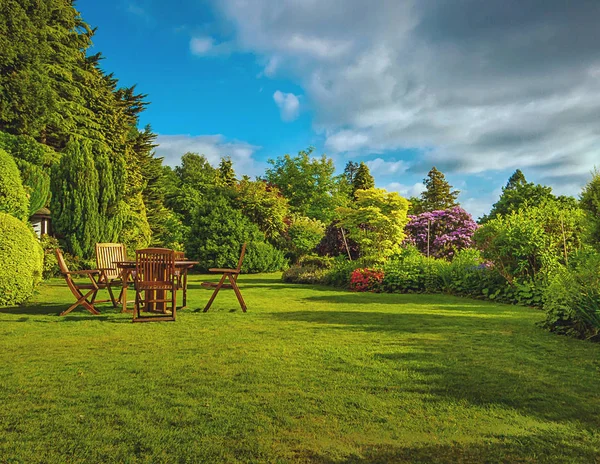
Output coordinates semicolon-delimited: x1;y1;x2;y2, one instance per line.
1;274;599;463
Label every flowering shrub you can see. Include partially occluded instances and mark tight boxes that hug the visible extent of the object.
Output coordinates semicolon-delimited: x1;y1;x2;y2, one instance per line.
350;268;384;292
404;206;478;260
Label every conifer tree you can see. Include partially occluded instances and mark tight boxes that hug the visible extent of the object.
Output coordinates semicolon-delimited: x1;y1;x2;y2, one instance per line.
217;157;236;187
352;162;375;195
344;161;359;184
420;167;460;211
51;138;100;258
580;169;600;248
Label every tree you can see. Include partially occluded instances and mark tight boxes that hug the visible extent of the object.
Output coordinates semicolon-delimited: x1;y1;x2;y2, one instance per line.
265;147;348;222
344;161;359;184
284;215;325;263
217;156;236;187
404;207;478;260
480;170;555;223
420;167;459;211
0;148;29;221
580;168;600;248
352;161;374;196
51;138;101;258
337;188;410;259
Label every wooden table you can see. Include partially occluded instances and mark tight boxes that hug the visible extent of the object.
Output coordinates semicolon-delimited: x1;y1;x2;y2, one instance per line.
116;260;198;313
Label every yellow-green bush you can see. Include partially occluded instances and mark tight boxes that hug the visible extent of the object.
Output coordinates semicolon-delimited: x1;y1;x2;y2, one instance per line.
0;213;43;306
0;148;29;221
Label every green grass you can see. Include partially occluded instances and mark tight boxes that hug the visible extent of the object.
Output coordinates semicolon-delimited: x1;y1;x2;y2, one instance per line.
1;274;599;463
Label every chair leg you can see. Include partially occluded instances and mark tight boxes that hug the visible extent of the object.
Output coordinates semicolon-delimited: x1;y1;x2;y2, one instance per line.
61;289;100;316
172;288;177;321
182;270;188;308
203;273;227;312
228;274;247;312
106;282;117;308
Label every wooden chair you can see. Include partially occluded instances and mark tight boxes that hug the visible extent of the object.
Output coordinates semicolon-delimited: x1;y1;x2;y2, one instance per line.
201;243;247;312
95;243;128;308
133;248;177;323
173;251;189;308
55;248;107;316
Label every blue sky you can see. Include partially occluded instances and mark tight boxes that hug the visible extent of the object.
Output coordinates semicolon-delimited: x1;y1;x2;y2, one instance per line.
77;0;600;219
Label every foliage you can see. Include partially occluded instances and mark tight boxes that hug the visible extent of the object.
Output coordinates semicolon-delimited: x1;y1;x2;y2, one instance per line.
382;248;448;294
580;168;600;249
284;215;325;263
0;148;29;220
337;188;409;259
316;220;360;259
350;268;384;292
352;162;374;196
186;194;286;273
474;201;585;283
0;131;59;167
265;147;348;222
404;206;478;260
0;212;43;305
217;156;236;187
39;234;60;279
233;178;289;240
479;169;557;223
16;160;50;215
542;249;600;341
282;264;328;285
419;167;460;212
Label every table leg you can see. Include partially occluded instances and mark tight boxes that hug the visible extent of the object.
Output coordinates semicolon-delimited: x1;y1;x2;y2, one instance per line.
121;269;131;313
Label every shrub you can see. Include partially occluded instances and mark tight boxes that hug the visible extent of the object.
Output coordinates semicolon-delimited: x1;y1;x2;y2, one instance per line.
0;213;43;306
284;215;325;263
40;234;60;279
404;206;478;260
350;268;384;292
382;252;448;294
316;220;360;259
244;241;287;273
282;264;328;285
298;254;334;269
0;148;29;221
542;249;600;341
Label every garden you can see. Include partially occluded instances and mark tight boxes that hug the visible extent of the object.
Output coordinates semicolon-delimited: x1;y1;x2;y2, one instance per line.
1;2;600;463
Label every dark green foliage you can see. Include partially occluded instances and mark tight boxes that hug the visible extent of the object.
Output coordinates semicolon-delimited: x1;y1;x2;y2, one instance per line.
0;212;43;305
479;170;556;223
0;131;59;167
50;138;100;259
382;247;448;293
420;167;459;211
542;249;600;341
282;264;329;284
407;196;425;215
0;148;29;220
580;169;600;249
352;161;374;195
316;220;360;259
186;194;286;273
265;147;348;222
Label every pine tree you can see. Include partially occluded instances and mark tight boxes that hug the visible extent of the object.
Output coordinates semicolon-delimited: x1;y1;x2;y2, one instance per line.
217;156;236;187
344;161;359;184
580;169;600;249
420;167;460;211
51;138;100;258
352;162;375;195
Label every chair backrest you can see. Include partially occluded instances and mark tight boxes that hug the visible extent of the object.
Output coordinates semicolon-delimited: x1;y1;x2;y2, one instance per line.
55;248;70;275
96;243;127;280
135;248;175;285
174;251;185;260
236;243;247;272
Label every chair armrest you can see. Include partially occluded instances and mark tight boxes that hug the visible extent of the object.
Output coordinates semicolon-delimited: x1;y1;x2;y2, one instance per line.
208;268;240;274
67;270;100;275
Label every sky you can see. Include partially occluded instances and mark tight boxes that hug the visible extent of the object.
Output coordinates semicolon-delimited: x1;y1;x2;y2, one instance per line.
77;0;600;219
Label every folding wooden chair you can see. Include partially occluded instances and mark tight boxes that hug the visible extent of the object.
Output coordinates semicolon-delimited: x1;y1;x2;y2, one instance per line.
201;243;247;312
55;248;108;316
133;248;177;323
95;243;128;308
173;251;189;308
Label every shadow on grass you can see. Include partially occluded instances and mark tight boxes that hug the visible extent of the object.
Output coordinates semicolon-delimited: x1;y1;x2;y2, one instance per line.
298;429;599;463
269;310;600;431
0;302;131;322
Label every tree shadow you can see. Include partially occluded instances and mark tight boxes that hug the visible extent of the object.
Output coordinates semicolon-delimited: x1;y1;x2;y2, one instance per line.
296;429;599;463
0;301;127;321
269;310;600;430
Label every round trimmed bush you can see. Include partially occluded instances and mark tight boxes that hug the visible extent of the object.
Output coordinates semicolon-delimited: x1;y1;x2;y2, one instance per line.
0;148;29;221
0;212;43;306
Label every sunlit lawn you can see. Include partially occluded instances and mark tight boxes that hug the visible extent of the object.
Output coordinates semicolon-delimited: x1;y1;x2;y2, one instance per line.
1;274;599;463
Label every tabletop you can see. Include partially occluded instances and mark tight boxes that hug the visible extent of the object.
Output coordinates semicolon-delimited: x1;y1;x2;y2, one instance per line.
116;260;199;269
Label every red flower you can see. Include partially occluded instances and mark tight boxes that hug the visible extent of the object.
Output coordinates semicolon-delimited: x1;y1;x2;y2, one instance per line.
350;268;384;292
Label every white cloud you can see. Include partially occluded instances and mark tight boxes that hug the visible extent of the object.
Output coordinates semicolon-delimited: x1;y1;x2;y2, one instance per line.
366;158;408;176
154;134;264;178
190;36;214;55
212;0;600;194
385;182;425;198
273;90;300;121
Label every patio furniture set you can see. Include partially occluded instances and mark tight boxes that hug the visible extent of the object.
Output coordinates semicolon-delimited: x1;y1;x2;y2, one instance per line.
55;243;247;322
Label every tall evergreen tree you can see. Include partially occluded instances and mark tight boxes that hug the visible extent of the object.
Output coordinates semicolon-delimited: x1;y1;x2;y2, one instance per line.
479;169;554;223
352;161;375;195
344;161;359;184
420;167;460;211
580;168;600;248
217;156;236;187
51;138;100;258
